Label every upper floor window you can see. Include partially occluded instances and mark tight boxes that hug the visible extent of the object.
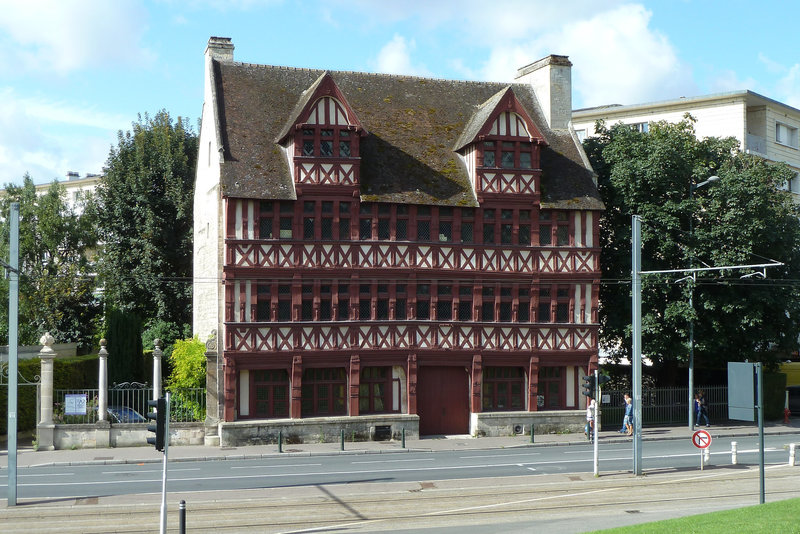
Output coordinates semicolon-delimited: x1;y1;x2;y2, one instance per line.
297;97;358;158
776;122;798;148
629;122;649;133
539;211;569;246
481;141;533;170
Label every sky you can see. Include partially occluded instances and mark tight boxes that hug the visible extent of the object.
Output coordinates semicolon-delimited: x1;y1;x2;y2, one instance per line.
2;0;799;186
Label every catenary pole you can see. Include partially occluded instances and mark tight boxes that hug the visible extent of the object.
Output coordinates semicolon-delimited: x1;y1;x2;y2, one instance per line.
6;202;19;506
632;216;643;475
632;214;781;478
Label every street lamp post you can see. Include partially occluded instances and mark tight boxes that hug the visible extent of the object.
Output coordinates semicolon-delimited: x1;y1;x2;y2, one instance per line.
688;175;719;430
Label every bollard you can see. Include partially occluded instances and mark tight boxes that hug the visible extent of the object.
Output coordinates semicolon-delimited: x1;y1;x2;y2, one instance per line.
341;429;345;451
402;427;406;449
790;443;796;467
179;500;186;534
530;424;535;444
731;441;738;465
278;430;283;453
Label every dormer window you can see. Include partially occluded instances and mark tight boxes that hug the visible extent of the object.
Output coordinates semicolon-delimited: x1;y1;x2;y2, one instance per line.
482;140;534;170
300;124;353;158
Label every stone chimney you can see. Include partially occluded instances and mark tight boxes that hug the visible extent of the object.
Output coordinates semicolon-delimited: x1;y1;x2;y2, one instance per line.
515;55;572;130
206;36;234;62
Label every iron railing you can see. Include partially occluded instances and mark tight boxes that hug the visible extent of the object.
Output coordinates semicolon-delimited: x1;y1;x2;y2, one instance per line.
53;386;207;424
599;386;727;427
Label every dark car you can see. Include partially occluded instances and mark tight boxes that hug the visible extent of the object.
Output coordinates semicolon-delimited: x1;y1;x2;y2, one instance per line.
106;405;147;424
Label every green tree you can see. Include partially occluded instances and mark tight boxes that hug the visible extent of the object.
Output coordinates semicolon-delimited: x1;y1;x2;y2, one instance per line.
0;175;99;346
585;118;800;379
166;337;206;421
91;111;198;332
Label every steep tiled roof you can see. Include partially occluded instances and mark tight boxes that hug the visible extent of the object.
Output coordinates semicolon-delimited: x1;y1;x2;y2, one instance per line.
211;60;603;210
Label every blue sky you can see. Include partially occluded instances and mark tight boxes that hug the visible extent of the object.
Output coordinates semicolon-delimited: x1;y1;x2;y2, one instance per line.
2;0;799;185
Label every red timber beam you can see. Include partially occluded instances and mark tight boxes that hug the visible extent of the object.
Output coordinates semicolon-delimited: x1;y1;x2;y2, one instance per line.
349;354;361;416
471;354;482;413
407;353;418;415
528;355;540;412
223;357;236;421
291;355;303;418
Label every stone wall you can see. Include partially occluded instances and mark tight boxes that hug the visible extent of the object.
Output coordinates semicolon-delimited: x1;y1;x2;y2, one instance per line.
53;423;207;450
471;410;585;437
218;414;420;446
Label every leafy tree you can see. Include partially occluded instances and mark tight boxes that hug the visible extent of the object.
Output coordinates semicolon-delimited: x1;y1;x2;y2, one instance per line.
0;175;99;346
91;110;198;332
585;117;800;379
105;307;145;384
167;337;206;421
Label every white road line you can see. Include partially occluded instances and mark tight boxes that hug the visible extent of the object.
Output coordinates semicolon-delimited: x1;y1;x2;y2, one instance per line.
458;453;540;459
352;458;435;464
231;464;322;469
102;467;202;474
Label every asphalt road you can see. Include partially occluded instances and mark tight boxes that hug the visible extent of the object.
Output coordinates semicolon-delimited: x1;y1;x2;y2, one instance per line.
1;434;795;505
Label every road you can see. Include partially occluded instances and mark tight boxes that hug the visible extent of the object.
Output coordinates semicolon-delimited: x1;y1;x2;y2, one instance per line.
1;435;792;500
1;434;798;533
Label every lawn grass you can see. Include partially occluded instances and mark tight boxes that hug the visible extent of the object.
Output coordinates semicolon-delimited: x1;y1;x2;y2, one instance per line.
594;497;800;533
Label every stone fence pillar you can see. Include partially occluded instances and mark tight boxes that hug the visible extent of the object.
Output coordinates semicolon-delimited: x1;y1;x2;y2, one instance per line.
37;332;56;450
98;339;108;421
152;339;163;400
204;330;220;446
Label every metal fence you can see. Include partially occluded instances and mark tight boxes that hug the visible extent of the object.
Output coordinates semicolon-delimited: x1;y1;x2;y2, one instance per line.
600;386;727;427
53;386;206;424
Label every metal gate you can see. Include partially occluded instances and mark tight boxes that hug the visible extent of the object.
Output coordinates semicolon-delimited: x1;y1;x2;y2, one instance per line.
1;359;41;436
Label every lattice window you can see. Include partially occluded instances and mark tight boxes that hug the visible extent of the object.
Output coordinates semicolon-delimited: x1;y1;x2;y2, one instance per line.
359;366;399;414
301;367;347;416
482;367;525;411
253;369;289;418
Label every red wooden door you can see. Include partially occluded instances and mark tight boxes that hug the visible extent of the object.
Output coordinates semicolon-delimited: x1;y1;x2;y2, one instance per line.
417;366;469;435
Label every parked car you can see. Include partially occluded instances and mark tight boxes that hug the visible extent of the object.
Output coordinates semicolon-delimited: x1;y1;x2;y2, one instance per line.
106;405;147;424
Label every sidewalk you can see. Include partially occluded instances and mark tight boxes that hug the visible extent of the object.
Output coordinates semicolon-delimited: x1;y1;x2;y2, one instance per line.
3;419;799;469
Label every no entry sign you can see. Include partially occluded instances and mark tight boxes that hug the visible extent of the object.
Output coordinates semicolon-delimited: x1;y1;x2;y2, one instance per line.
692;429;712;449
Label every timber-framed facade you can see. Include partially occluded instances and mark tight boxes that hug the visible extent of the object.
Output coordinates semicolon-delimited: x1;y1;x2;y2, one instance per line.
194;38;603;442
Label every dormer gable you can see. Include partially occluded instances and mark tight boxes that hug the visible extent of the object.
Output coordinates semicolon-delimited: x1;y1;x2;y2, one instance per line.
277;73;366;187
456;88;547;198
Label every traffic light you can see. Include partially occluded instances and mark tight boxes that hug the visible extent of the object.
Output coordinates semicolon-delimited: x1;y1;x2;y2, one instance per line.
581;375;595;397
146;397;166;451
598;374;612;387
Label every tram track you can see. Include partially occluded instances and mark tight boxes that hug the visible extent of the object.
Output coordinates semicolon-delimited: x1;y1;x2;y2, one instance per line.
2;464;796;533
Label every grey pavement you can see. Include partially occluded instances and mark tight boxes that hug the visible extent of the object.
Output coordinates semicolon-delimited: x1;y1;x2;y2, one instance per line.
3;418;800;469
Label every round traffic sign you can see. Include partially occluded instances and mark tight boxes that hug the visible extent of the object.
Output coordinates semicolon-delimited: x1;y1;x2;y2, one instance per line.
692;429;712;449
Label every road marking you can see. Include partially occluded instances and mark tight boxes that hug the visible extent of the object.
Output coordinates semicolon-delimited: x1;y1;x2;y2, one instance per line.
352;458;435;464
425;487;613;516
105;467;202;474
231;464;322;469
458;452;540;459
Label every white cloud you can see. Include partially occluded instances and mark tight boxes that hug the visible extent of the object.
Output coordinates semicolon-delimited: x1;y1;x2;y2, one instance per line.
468;4;695;107
0;1;153;76
373;35;432;77
0;88;121;184
775;63;800;109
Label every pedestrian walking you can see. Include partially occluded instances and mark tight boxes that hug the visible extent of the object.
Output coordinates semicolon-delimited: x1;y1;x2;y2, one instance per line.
619;393;630;433
695;391;710;427
585;396;596;441
624;395;633;436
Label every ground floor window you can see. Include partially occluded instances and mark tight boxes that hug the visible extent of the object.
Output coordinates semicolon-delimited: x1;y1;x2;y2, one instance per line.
482;367;525;411
252;369;289;418
359;366;400;413
301;367;347;416
538;366;562;410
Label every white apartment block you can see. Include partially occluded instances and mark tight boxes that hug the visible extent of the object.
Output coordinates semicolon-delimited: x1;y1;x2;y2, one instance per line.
572;91;800;196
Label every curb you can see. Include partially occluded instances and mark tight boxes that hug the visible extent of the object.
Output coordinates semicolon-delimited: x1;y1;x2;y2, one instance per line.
10;427;800;469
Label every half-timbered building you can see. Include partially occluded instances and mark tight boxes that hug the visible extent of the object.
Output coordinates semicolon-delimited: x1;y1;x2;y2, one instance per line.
194;37;603;444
